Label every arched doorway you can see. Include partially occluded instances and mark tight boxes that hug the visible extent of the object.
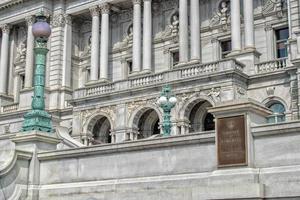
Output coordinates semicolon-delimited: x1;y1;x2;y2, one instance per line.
137;108;160;139
187;100;215;133
87;115;112;145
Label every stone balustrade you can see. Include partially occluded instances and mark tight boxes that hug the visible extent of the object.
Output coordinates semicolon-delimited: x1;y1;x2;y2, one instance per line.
74;58;245;99
255;58;287;74
85;83;115;96
1;103;19;113
130;73;164;88
180;62;218;78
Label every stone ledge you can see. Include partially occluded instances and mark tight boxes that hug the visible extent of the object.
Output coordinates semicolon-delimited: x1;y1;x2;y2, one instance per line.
252;120;300;137
37;131;215;160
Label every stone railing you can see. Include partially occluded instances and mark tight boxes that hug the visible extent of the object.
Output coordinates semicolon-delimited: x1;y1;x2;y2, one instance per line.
255;58;287;74
181;62;218;78
130;73;164;88
73;58;244;99
1;103;19;113
85;83;115;96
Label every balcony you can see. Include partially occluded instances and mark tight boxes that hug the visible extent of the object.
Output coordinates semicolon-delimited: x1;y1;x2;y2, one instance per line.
73;58;245;99
255;58;287;74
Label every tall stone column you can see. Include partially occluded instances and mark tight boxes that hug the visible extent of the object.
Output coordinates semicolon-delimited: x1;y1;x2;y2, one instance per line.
244;0;254;49
190;0;201;61
62;15;72;88
25;16;35;88
179;0;189;63
100;3;110;80
0;24;10;94
89;6;100;81
143;0;152;72
132;0;142;73
230;0;241;53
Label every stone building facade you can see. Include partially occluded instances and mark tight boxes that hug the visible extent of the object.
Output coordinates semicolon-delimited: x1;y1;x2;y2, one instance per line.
1;0;300;199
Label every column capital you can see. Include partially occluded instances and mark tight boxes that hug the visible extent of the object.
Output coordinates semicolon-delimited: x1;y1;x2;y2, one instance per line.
99;3;110;14
132;0;142;5
89;6;100;17
25;15;35;26
0;24;10;33
64;14;72;25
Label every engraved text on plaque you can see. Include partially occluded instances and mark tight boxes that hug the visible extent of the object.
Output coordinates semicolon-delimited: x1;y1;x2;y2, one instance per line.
217;115;247;167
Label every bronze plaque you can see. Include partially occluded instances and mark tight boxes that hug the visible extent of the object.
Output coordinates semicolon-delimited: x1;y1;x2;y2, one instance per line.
217;115;247;167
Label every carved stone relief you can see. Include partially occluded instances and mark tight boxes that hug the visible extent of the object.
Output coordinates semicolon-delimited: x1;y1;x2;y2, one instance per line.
81;105;117;131
207;87;221;101
236;86;247;99
113;24;133;50
154;11;179;41
262;0;287;18
210;0;230;31
127;98;158;119
14;26;27;64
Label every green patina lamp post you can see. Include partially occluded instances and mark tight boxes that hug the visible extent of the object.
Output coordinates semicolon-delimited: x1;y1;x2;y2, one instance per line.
22;13;52;132
157;85;177;136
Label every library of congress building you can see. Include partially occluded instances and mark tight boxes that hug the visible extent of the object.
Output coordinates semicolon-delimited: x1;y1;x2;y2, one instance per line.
1;0;300;199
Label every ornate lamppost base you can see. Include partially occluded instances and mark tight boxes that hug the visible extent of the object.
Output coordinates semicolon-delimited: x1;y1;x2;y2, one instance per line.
22;110;52;132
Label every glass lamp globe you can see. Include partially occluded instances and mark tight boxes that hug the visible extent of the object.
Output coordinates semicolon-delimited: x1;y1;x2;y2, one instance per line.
158;96;167;105
32;15;51;38
169;96;177;104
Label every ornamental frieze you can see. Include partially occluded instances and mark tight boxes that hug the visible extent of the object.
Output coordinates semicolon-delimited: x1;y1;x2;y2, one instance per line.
81;105;117;128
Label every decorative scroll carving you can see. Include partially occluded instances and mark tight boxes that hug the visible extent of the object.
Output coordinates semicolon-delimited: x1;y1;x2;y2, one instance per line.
51;13;65;27
210;0;230;31
100;3;110;14
89;6;100;17
0;24;10;33
25;15;35;26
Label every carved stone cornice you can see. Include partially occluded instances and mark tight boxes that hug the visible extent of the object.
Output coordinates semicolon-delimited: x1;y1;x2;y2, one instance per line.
90;6;100;17
25;15;35;26
0;0;23;10
99;3;110;14
132;0;142;5
0;24;10;34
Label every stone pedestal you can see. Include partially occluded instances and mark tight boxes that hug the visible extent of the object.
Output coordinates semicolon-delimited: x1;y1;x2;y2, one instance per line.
227;49;261;75
13;130;60;152
19;88;34;109
209;98;271;168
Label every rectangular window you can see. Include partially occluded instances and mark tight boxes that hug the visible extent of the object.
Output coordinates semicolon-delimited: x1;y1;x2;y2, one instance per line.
20;74;25;90
220;40;232;58
86;68;90;82
172;51;179;66
275;28;289;58
127;60;133;74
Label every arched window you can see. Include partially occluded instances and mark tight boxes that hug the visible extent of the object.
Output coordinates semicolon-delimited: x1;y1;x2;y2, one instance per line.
267;102;286;123
204;113;215;131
